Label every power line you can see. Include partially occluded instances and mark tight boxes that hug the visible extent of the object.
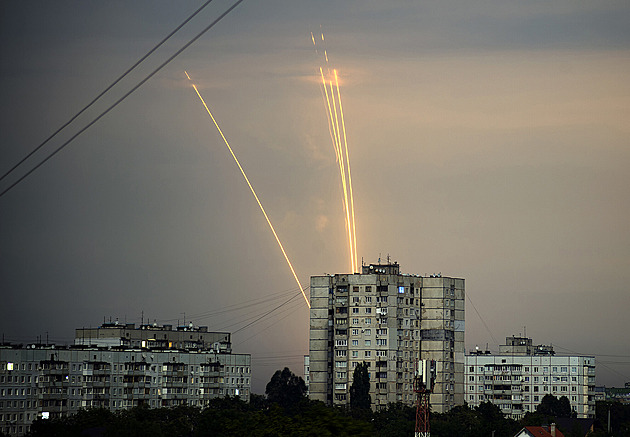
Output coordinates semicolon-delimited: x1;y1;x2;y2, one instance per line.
553;344;630;381
233;290;304;335
0;0;216;185
234;298;304;345
206;291;304;332
465;290;498;345
0;0;245;199
157;286;300;324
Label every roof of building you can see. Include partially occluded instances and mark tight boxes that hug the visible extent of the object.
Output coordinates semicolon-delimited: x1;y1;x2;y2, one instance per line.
517;426;565;437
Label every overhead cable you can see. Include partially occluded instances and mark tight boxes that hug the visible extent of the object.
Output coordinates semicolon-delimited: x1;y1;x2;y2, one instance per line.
0;0;244;199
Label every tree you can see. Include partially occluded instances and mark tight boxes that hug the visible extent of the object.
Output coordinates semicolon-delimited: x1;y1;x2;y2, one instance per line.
350;361;371;412
265;367;307;411
536;394;573;418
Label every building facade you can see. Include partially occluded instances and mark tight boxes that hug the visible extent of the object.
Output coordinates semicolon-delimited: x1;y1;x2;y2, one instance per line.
465;336;596;419
0;323;250;436
309;262;464;412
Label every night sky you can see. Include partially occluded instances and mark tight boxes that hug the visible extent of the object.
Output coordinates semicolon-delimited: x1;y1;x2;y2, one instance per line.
1;1;629;393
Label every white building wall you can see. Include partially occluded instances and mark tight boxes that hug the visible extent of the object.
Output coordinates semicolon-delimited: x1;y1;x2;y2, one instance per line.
0;345;251;436
464;354;595;419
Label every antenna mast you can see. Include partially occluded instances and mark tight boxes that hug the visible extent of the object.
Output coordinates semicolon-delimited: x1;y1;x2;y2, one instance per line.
414;359;435;437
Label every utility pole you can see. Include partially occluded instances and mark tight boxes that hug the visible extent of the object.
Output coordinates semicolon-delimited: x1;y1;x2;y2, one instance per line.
414;359;435;437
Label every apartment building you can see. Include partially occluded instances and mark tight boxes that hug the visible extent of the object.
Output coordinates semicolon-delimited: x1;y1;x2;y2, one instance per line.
309;262;464;412
0;323;250;436
465;336;596;419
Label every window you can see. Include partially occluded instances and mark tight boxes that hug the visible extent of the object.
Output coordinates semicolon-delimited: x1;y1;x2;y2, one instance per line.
365;308;372;314
352;297;360;303
365;318;372;324
352;329;359;335
352;340;358;346
398;286;405;294
365;297;372;303
335;350;347;357
376;339;387;346
365;286;372;292
365;351;371;358
352;308;359;314
352;319;359;325
469;366;474;372
352;351;358;358
364;340;371;346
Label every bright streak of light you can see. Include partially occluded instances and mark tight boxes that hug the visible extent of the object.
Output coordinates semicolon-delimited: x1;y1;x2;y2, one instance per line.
184;71;310;309
320;67;353;273
328;78;355;273
334;69;357;271
314;31;359;273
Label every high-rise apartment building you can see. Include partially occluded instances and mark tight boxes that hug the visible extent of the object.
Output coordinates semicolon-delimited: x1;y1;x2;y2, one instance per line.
465;336;596;419
0;322;251;436
309;262;464;412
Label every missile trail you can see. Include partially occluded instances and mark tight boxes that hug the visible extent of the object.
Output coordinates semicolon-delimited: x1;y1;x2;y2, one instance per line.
185;71;310;309
329;78;354;273
315;34;359;273
320;67;353;273
334;69;357;272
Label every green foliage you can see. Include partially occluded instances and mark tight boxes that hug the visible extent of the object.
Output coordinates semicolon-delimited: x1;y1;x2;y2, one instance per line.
431;402;520;437
536;394;573;418
350;361;371;413
265;367;307;413
594;401;630;437
372;402;416;437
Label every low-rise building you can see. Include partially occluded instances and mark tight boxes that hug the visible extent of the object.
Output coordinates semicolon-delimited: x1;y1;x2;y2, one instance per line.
465;336;595;419
0;323;250;436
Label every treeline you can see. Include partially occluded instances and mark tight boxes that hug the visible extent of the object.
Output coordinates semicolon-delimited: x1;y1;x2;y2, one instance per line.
16;367;630;437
